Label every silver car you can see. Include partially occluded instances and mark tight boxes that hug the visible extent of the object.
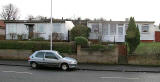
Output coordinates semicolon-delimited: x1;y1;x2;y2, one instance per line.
28;50;77;70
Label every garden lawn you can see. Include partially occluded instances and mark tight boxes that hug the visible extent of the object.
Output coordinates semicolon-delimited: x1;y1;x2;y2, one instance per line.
135;42;160;55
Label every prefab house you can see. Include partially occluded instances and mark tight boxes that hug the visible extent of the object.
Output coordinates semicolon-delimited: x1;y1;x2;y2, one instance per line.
87;20;155;42
4;20;74;40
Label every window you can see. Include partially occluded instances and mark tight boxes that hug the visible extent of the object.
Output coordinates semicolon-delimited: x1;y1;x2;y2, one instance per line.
102;24;109;35
110;24;116;35
118;24;123;35
142;24;149;32
45;52;57;59
35;52;45;58
53;23;62;33
37;24;44;33
92;24;99;33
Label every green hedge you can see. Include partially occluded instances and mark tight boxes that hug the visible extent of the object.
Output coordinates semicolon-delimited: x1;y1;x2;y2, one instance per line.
0;41;76;53
75;36;88;48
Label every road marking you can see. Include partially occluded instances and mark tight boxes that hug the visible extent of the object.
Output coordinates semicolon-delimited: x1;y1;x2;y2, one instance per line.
2;71;32;75
99;77;139;80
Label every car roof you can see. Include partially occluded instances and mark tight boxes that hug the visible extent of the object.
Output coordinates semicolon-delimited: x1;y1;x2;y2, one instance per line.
37;50;58;53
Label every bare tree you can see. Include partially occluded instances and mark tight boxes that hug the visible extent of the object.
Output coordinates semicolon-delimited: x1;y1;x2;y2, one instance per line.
27;15;35;20
27;15;47;20
35;15;47;20
0;4;19;20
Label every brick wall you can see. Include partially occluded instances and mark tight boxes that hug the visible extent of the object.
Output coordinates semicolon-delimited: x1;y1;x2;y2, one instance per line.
128;55;160;65
0;46;119;64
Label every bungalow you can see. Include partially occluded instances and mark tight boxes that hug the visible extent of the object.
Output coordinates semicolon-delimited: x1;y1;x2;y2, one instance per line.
87;19;156;42
4;20;74;40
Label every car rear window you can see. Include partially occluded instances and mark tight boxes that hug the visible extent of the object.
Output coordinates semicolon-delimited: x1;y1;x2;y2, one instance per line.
35;52;45;58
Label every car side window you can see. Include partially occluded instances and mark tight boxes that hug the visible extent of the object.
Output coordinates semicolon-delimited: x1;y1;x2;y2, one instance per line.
35;52;45;58
45;52;58;59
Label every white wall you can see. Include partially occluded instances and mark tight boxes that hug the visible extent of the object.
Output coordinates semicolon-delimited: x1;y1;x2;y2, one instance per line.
88;22;155;42
6;21;74;40
138;23;155;41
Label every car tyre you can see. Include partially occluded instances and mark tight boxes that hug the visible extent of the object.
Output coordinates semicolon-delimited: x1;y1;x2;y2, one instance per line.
31;62;38;69
61;63;69;71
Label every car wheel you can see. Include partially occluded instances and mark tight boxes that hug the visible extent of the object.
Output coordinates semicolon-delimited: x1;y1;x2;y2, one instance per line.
31;62;38;69
61;63;69;71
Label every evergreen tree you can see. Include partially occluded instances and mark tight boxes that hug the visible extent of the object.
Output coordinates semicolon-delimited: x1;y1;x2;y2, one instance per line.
126;17;140;54
70;24;91;41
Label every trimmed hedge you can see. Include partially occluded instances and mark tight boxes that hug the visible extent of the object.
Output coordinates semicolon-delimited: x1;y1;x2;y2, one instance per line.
0;41;76;53
75;36;88;48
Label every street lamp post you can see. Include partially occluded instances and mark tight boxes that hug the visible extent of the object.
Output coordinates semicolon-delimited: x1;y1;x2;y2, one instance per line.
50;0;53;50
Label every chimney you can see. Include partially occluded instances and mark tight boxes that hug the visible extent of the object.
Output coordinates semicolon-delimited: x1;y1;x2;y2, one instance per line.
110;19;112;21
13;18;15;21
62;17;64;20
125;18;129;21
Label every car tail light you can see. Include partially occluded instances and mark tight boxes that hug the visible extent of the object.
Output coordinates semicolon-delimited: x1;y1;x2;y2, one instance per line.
28;57;30;60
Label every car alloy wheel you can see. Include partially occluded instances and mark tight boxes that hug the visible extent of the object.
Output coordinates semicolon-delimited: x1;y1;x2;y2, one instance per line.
61;64;69;71
31;62;37;69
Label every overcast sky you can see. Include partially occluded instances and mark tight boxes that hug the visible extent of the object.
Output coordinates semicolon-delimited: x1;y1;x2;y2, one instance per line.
0;0;160;24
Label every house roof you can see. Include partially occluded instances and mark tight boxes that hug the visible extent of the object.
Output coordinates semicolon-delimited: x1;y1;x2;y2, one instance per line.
88;20;155;24
4;19;65;23
0;20;5;29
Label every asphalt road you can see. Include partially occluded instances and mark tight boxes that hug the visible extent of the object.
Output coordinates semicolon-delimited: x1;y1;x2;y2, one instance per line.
0;65;160;82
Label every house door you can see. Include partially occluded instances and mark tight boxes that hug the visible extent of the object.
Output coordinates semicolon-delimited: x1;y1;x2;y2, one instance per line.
28;25;34;39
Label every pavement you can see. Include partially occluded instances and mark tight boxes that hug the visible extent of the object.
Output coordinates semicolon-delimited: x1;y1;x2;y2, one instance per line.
1;60;160;72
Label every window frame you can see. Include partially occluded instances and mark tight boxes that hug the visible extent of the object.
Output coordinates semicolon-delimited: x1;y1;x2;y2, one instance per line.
118;24;124;35
35;52;45;58
110;24;116;35
141;24;149;33
44;52;58;59
91;24;99;33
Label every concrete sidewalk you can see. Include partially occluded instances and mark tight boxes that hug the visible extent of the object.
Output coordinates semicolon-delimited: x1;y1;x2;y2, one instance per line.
1;60;160;72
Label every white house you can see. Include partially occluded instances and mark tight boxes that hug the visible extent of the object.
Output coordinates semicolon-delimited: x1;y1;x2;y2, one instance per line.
87;19;156;42
5;20;74;40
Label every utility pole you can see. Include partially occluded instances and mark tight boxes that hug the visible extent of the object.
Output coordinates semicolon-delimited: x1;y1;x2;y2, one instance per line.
50;0;53;50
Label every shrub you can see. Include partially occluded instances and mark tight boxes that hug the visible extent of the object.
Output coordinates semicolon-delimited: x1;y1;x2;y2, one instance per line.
75;36;88;48
31;37;45;41
0;41;75;53
90;44;106;51
70;24;91;41
53;43;73;53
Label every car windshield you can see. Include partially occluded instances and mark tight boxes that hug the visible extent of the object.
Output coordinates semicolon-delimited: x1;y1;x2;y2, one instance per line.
56;52;65;58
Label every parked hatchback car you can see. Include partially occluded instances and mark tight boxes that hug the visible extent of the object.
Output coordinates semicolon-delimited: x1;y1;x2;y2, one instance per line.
28;50;77;71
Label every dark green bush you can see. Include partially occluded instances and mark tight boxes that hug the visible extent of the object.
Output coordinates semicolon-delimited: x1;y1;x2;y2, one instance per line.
75;36;88;48
90;44;106;51
0;41;75;53
31;37;45;41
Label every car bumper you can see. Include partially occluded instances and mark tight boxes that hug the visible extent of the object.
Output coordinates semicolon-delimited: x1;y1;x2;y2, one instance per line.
68;64;77;68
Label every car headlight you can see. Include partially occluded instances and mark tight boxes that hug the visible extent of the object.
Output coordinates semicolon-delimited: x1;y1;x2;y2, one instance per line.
70;61;77;64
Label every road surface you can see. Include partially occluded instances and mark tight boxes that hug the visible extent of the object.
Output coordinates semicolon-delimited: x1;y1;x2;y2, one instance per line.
0;65;159;82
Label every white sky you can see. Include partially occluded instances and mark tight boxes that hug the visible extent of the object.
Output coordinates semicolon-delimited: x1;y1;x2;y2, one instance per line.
0;0;160;25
